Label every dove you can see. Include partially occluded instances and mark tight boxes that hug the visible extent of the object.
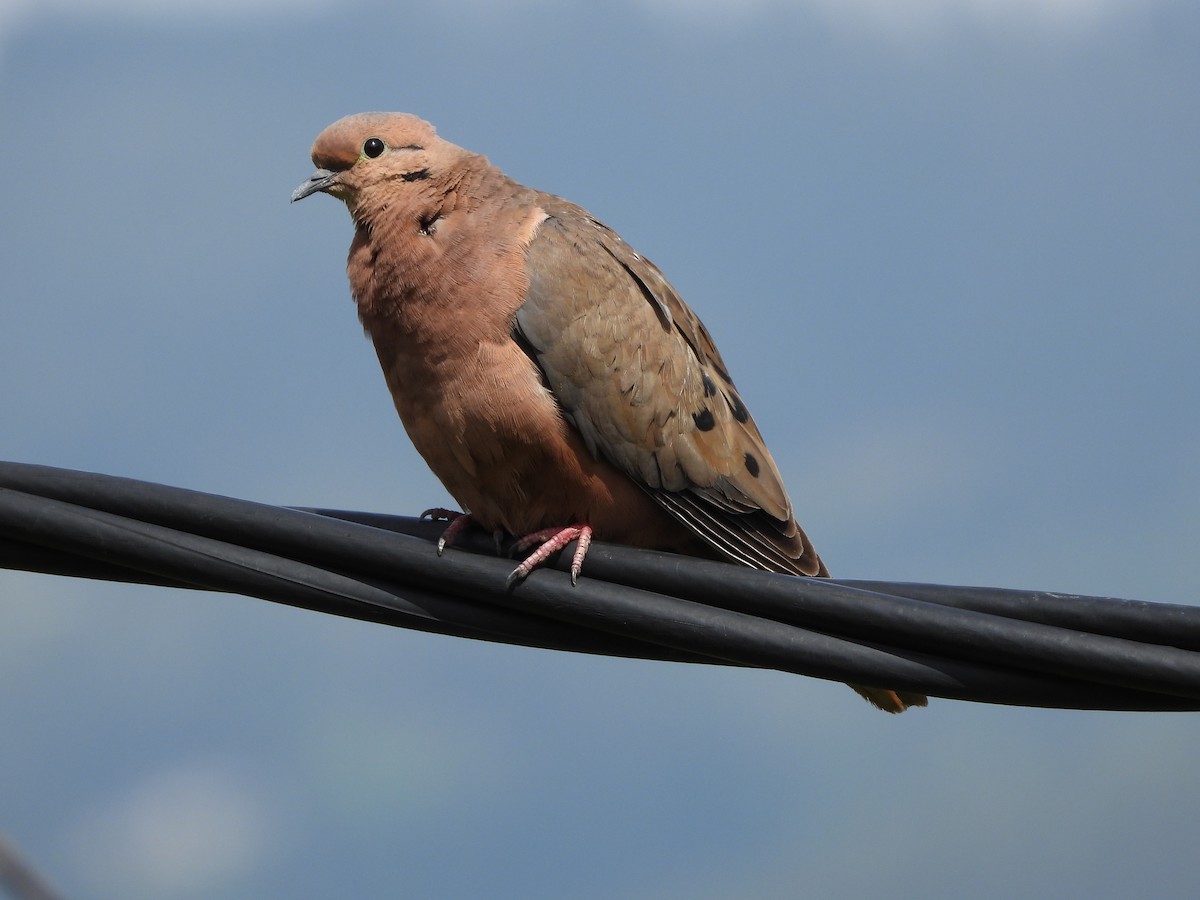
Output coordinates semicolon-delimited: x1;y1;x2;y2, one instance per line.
293;113;926;712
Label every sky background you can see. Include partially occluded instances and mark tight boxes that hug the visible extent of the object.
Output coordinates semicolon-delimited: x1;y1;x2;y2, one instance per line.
1;1;1198;897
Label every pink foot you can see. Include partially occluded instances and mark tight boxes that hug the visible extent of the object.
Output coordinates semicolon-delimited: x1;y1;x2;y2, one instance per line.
420;508;473;555
507;524;593;588
420;508;503;555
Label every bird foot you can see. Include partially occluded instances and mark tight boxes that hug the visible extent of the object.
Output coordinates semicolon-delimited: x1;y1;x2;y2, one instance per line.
507;524;593;589
420;508;474;555
420;508;504;555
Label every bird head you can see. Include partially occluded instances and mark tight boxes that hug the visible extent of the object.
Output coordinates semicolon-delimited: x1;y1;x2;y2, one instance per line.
291;113;456;214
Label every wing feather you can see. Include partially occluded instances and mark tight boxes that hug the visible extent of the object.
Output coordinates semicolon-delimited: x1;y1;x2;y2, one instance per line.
514;204;826;577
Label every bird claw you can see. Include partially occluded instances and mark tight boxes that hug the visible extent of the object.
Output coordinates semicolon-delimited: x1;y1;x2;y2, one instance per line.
505;524;592;589
419;508;471;556
504;565;528;592
421;509;506;558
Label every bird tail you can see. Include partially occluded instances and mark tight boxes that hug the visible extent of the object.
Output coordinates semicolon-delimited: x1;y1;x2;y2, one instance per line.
850;685;929;713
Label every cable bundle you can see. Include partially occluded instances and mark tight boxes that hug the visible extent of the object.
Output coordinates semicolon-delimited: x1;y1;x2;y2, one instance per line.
2;461;1197;710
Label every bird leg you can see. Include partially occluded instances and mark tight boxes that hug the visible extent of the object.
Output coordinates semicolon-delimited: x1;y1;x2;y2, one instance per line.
507;524;593;588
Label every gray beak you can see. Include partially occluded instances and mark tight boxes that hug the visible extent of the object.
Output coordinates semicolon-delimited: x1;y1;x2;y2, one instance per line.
291;168;339;202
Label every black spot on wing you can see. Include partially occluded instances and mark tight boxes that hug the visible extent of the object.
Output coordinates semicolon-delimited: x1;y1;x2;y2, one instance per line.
725;390;749;423
692;408;716;431
701;373;718;397
744;453;760;477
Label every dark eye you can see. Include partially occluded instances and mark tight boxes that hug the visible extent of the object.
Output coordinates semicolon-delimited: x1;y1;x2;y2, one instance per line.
363;137;386;159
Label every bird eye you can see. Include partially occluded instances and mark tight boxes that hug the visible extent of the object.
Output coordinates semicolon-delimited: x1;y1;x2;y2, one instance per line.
363;137;386;159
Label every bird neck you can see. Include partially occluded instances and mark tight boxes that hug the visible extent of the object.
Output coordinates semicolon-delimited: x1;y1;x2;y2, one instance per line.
346;159;533;356
349;153;493;234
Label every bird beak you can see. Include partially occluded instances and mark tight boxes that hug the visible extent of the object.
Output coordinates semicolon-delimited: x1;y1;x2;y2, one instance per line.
291;168;340;202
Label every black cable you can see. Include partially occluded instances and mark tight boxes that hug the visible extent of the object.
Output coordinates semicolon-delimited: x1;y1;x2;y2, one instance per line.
1;461;1197;710
0;487;712;663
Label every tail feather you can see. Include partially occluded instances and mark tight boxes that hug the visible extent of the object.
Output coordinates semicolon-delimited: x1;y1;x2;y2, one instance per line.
851;685;929;713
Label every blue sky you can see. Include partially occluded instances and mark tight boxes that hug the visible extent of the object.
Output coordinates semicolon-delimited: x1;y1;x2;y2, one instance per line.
2;1;1198;897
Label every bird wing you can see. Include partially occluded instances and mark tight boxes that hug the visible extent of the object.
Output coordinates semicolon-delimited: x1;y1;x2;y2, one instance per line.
513;205;826;577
